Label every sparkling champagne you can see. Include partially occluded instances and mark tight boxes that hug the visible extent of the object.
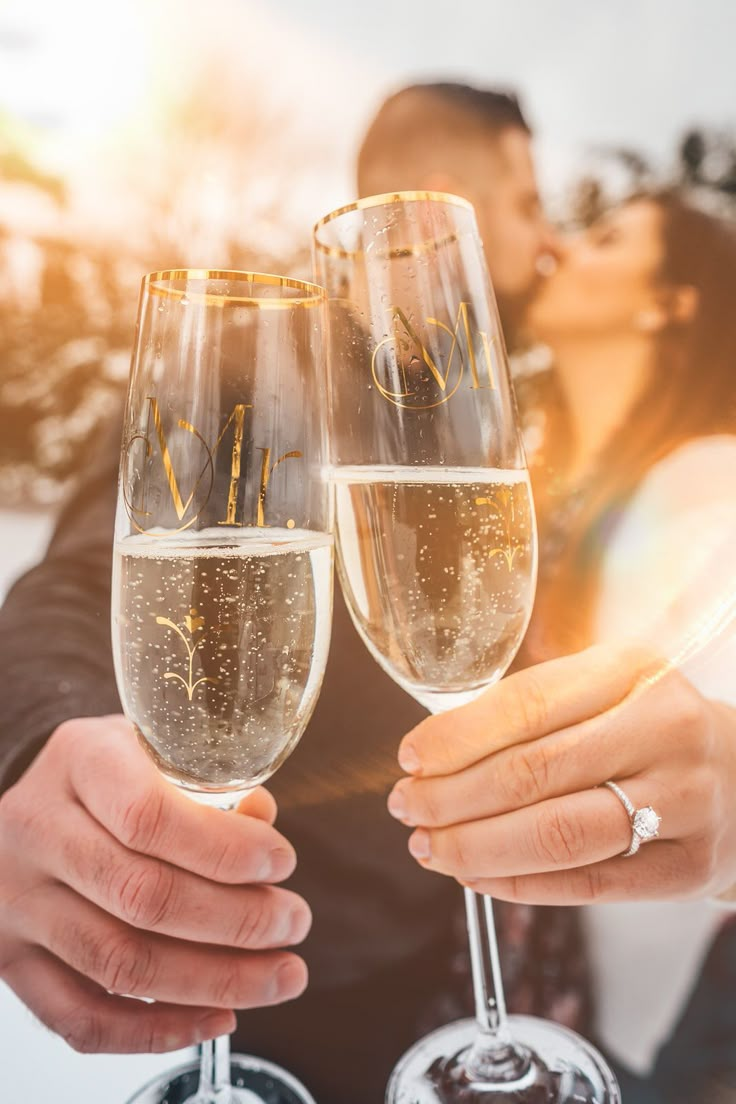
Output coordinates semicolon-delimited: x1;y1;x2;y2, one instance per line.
112;527;333;793
332;466;536;710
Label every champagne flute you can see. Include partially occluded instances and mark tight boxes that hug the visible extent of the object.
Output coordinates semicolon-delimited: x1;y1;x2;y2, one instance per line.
112;270;333;1104
313;194;620;1103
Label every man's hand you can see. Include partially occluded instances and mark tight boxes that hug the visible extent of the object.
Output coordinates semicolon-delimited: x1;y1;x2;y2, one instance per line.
0;716;311;1053
388;643;736;905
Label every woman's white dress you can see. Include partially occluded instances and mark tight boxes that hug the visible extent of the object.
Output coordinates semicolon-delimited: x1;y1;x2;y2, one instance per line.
586;434;736;1074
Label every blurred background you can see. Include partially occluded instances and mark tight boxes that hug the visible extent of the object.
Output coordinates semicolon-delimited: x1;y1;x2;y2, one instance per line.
0;0;733;1096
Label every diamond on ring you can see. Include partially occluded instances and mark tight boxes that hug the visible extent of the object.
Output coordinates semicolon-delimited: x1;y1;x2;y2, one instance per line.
602;781;661;858
633;806;661;841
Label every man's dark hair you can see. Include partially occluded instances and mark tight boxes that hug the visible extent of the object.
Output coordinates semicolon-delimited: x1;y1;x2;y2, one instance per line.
357;81;530;197
409;82;529;133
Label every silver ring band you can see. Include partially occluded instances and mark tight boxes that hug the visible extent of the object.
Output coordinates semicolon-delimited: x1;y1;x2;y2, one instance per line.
603;781;662;858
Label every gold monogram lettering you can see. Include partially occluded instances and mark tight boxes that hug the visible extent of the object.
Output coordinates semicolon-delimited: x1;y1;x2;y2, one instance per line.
256;447;303;528
148;398;216;522
371;301;496;410
124;399;299;533
216;403;247;526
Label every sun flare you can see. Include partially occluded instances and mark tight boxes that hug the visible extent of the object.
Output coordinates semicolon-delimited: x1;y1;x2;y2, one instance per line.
0;0;153;162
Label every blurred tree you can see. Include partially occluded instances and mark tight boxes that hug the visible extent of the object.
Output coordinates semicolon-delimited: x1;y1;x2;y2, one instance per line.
680;129;707;184
0;76;317;506
564;129;736;228
678;127;736;205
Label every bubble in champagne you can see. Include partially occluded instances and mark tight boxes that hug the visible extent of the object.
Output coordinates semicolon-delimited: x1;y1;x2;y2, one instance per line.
112;527;333;793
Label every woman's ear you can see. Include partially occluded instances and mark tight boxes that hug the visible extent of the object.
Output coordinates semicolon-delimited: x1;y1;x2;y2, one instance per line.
667;284;699;325
634;307;668;333
635;285;699;333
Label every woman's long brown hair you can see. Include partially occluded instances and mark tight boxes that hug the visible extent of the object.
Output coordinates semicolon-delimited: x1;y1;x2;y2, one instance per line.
524;191;736;660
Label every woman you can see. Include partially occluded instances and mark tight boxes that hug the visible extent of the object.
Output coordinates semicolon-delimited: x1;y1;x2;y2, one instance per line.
387;192;736;1101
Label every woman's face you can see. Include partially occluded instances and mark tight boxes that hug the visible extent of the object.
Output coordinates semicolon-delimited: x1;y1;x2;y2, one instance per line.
526;199;667;343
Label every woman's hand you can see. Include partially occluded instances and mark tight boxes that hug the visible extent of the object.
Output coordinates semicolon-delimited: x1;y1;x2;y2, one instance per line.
0;716;311;1054
388;643;736;904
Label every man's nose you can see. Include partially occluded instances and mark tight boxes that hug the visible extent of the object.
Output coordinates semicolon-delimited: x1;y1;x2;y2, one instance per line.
536;223;567;276
541;221;565;259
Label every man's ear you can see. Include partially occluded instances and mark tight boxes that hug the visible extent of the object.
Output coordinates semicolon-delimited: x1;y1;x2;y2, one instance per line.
422;171;469;199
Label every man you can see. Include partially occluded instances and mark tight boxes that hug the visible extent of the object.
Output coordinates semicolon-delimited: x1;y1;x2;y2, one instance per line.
358;82;558;340
0;83;557;1103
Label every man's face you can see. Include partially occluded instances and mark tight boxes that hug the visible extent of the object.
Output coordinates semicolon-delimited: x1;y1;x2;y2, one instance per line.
469;128;556;322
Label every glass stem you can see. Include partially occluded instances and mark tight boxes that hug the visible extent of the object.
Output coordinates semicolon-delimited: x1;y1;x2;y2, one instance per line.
194;799;239;1102
197;1035;232;1102
464;888;508;1039
462;888;529;1083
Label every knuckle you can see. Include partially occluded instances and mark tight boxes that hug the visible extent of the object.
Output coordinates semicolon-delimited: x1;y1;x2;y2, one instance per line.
115;788;166;853
0;784;44;844
576;863;606;902
415;784;443;827
535;807;586;867
616;640;663;680
207;835;245;881
500;875;524;902
61;831;112;897
616;639;653;666
433;723;457;766
506;671;549;740
57;1005;105;1054
47;718;95;772
445;829;473;876
582;865;609;900
232;893;273;948
113;860;177;930
679;765;714;821
136;1019;166;1053
212;961;251;1007
668;673;705;733
96;931;155;997
206;822;272;883
655;674;711;766
505;745;549;808
50;718;84;752
686;840;717;891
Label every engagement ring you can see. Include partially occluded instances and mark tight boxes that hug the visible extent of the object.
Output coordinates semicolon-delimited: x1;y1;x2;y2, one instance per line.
603;780;661;858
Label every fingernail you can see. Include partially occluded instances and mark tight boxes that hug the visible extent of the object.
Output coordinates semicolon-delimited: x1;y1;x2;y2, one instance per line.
255;854;274;881
258;847;293;882
273;958;308;1002
196;1011;236;1042
288;906;312;945
408;829;431;861
398;743;421;774
387;787;411;822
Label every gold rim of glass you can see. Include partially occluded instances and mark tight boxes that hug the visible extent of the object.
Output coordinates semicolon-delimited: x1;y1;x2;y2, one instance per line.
313;190;474;259
144;269;327;308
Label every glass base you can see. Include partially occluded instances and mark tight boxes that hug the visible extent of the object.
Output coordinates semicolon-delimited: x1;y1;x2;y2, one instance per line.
169;782;253;811
386;1016;621;1103
126;1054;317;1104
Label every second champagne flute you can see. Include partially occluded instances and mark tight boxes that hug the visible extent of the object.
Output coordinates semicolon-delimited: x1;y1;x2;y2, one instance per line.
314;194;620;1103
